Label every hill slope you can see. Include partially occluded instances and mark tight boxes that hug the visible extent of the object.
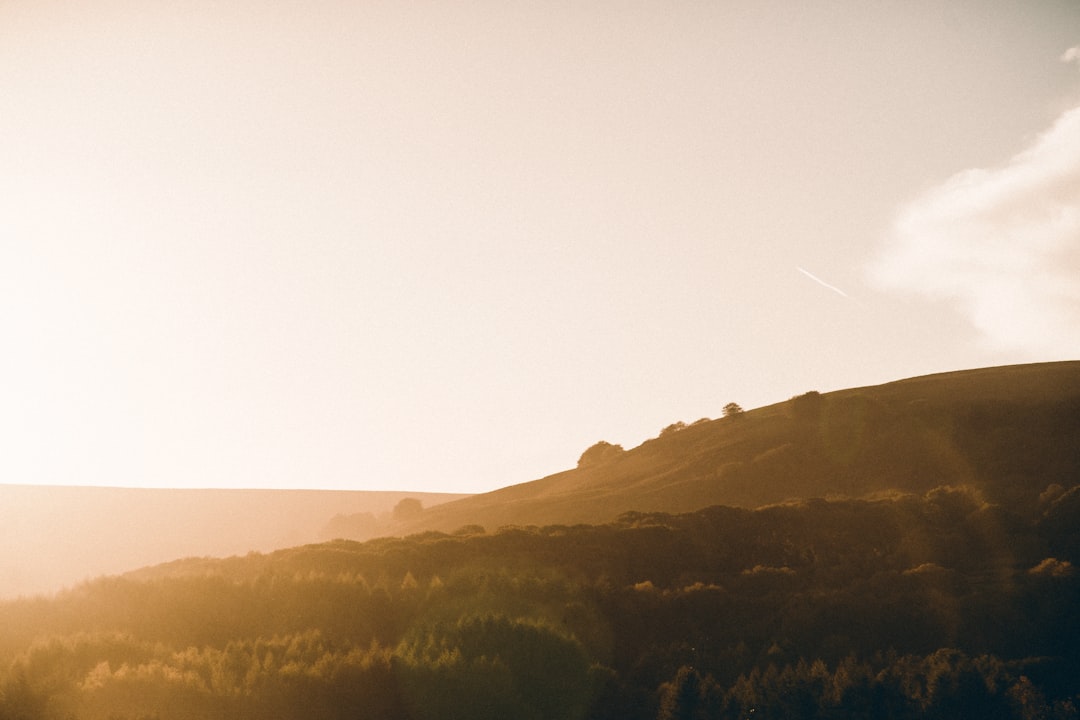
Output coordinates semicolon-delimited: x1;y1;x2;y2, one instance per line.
383;361;1080;535
0;487;467;599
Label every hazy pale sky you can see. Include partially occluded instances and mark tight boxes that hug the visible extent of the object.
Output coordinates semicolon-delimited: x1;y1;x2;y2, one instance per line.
2;0;1078;493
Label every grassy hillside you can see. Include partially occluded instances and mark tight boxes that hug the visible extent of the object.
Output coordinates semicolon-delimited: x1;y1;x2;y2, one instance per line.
379;361;1080;535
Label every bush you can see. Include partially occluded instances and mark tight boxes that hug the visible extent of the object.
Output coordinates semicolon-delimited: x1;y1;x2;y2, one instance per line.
578;441;626;468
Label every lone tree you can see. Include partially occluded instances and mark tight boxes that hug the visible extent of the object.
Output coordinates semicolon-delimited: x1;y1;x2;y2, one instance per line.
577;440;625;468
722;402;745;418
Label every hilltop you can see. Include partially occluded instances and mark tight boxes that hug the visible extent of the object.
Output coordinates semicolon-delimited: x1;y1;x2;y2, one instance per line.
371;361;1080;535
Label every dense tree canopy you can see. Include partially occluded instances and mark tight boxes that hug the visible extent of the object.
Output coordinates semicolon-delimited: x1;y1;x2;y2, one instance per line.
0;486;1077;720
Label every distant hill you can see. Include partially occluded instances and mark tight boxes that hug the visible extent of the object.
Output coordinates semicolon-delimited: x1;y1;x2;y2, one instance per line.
0;486;467;598
383;361;1080;535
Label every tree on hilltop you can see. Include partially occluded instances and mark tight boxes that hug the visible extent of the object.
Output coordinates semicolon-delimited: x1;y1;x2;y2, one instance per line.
578;441;625;468
723;402;745;418
660;422;688;436
789;390;825;422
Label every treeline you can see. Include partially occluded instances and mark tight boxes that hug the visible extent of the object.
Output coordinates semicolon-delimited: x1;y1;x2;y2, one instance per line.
655;650;1077;720
1;485;1078;719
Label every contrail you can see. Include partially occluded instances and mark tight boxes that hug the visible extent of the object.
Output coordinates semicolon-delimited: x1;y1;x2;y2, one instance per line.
797;266;850;298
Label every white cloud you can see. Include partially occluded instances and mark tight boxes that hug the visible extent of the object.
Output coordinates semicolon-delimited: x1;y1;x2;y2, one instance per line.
869;104;1080;357
1062;46;1080;68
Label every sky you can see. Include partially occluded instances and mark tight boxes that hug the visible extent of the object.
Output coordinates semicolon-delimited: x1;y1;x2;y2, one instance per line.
1;0;1078;494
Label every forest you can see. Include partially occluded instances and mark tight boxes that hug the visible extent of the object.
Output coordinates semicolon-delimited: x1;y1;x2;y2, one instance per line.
1;481;1078;720
2;364;1079;719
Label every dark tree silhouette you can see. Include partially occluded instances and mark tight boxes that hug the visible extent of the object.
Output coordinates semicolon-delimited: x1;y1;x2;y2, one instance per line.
789;391;825;422
657;666;703;720
578;441;626;468
660;422;687;436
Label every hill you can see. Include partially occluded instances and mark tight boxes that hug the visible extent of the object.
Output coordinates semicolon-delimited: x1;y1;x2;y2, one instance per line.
0;361;1077;719
0;486;467;599
374;361;1080;535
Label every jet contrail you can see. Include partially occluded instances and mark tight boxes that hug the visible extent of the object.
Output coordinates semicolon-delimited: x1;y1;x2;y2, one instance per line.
797;266;850;298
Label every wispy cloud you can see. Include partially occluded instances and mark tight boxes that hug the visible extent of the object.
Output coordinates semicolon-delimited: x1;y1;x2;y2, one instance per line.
1062;46;1080;69
868;102;1080;357
797;266;850;298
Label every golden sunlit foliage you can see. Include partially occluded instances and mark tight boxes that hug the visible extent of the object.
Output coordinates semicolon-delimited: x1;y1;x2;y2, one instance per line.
0;366;1077;718
1;485;1078;719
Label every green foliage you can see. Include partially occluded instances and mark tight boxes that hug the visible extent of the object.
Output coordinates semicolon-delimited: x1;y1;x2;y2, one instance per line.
1;488;1079;720
657;666;707;720
3;364;1080;718
708;650;1028;720
0;670;49;720
396;615;591;720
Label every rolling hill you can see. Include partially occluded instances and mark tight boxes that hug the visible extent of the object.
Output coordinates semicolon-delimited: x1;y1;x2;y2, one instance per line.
374;361;1080;535
1;361;1078;720
4;361;1077;599
0;487;467;599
